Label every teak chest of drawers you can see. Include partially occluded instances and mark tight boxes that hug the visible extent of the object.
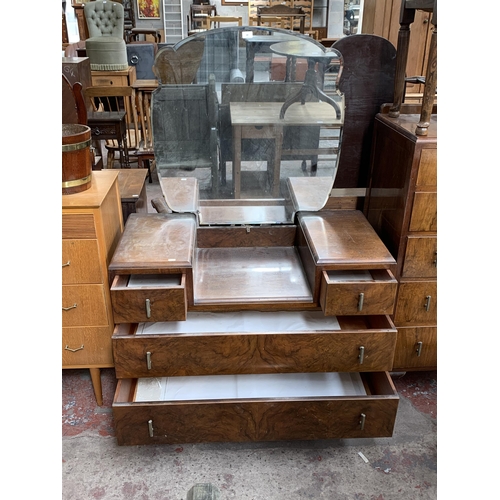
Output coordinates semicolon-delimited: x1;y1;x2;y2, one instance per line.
108;209;400;446
364;111;437;371
62;171;124;405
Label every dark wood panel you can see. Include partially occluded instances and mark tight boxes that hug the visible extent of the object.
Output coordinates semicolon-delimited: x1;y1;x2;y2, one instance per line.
393;326;437;370
197;225;296;248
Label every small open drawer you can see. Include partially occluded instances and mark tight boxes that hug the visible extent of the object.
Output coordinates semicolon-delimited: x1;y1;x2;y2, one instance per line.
110;274;187;323
112;372;399;445
320;269;397;316
112;312;397;378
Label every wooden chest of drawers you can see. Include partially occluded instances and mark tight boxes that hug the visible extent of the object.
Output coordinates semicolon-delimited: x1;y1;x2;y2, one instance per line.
108;210;400;445
62;171;124;405
364;111;437;371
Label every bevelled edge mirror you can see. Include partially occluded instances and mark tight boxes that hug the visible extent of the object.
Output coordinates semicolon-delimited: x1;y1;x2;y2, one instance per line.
152;26;344;226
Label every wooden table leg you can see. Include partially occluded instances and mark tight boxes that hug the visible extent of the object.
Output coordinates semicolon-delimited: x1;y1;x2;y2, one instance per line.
89;368;103;406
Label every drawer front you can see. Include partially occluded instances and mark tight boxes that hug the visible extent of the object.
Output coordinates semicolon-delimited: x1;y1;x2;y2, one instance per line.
416;149;437;187
62;326;114;367
401;236;437;278
110;274;187;323
409;192;437;232
62;239;103;284
113;321;397;377
92;75;128;86
392;326;437;370
393;281;437;326
62;284;109;327
320;270;397;316
113;373;399;446
62;214;96;239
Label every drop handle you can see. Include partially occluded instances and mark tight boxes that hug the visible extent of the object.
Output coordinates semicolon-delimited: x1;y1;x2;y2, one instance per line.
357;292;364;312
148;419;154;437
424;295;432;312
62;261;71;267
146;351;152;370
65;344;84;352
358;346;365;364
416;341;423;357
62;303;77;311
145;298;151;319
359;413;366;430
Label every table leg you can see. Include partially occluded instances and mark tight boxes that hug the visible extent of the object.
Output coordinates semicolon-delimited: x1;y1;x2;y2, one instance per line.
232;125;242;198
89;368;103;406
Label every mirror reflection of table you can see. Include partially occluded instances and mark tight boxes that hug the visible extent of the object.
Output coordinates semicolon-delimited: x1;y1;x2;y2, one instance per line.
230;101;343;199
270;41;342;119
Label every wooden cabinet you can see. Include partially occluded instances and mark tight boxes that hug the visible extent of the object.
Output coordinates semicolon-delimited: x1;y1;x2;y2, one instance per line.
108;210;400;446
62;171;124;405
91;66;137;87
364;111;437;371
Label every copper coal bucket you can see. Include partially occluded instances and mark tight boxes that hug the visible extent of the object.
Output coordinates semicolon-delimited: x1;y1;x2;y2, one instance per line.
62;124;92;195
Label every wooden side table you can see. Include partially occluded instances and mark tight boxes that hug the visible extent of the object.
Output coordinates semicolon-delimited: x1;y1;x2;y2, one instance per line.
87;111;130;168
115;169;148;223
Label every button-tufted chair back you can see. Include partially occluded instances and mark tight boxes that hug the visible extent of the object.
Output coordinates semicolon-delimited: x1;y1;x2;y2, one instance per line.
84;1;125;38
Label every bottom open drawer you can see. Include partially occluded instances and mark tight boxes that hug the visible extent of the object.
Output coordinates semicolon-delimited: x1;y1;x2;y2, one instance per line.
113;372;398;445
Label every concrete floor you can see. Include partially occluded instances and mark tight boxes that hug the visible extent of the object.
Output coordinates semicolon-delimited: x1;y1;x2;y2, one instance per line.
62;172;437;499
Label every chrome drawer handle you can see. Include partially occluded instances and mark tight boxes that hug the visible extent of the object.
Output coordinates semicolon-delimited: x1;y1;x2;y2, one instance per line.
359;413;366;430
145;298;151;319
146;351;152;370
62;261;71;267
424;295;432;312
62;303;77;311
357;292;364;312
65;344;84;352
148;419;154;437
416;341;423;357
358;346;365;364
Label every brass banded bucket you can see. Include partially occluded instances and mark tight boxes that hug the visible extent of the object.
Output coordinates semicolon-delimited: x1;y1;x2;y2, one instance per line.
62;124;92;195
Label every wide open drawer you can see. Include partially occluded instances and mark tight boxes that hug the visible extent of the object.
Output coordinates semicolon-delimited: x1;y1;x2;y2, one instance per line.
320;269;397;316
110;274;187;323
113;372;399;445
112;312;397;378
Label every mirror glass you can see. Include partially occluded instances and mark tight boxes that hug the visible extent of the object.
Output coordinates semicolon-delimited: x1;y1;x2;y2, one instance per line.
152;26;344;225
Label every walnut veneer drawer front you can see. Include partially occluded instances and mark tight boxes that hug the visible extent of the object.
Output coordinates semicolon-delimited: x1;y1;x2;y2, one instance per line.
401;236;437;278
392;326;437;370
393;281;437;326
112;313;397;378
63;326;114;367
416;149;437;187
409;192;437;232
110;274;187;323
320;270;397;316
62;284;109;327
62;239;102;284
113;372;399;445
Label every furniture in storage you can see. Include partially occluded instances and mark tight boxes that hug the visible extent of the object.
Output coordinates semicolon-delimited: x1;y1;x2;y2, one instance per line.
115;168;148;223
364;110;436;371
62;170;124;405
108;209;399;446
91;66;137;87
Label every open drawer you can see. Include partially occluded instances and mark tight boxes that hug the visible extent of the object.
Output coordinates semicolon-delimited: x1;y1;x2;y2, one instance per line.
112;311;397;378
320;269;397;316
110;274;187;323
113;372;399;445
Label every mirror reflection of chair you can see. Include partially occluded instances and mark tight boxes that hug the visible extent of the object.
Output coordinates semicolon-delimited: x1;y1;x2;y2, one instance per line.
188;4;217;35
153;41;205;84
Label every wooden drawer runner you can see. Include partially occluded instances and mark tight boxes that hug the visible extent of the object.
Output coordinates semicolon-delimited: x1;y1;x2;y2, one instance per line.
62;284;109;327
110;274;187;323
113;313;397;378
113;372;399;445
320;269;397;316
401;235;437;278
63;326;114;367
392;326;437;370
393;281;437;326
62;239;102;284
